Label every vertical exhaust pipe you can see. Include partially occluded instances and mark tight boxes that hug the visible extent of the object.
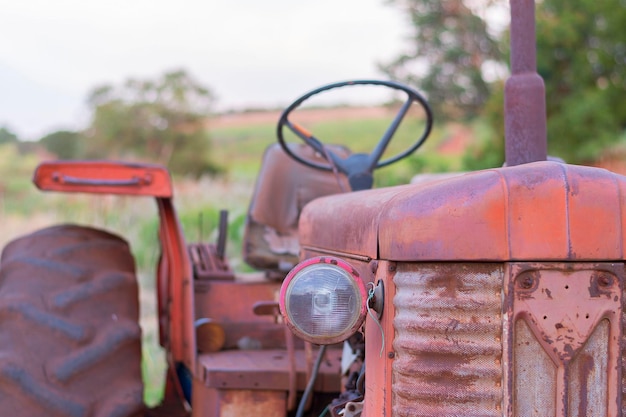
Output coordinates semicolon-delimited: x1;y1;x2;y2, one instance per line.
505;0;548;166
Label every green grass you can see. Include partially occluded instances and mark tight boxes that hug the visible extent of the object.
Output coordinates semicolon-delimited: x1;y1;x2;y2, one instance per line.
211;112;446;183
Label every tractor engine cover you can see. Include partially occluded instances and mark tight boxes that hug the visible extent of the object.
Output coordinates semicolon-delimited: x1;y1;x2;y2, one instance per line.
297;161;626;416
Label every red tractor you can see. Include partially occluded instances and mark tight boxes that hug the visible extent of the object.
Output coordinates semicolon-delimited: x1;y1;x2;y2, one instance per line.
1;1;623;416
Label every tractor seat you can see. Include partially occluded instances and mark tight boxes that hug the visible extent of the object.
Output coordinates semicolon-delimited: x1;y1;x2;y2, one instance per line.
242;143;349;278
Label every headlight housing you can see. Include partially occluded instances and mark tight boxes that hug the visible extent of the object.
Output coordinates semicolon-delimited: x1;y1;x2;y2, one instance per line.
279;256;367;345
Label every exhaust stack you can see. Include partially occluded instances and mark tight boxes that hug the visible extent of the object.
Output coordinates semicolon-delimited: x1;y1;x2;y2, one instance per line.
504;0;547;166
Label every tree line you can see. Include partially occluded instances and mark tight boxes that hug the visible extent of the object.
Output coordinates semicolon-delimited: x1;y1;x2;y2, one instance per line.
382;0;626;167
2;70;221;177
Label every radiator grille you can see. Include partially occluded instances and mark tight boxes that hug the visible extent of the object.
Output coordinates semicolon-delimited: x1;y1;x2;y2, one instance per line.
622;293;626;417
392;263;504;417
514;319;556;416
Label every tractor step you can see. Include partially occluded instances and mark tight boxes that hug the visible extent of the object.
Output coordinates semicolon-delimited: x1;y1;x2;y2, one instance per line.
197;348;341;392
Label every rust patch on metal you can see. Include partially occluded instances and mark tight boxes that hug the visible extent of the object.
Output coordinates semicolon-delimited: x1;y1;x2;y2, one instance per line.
33;160;173;197
588;271;615;298
576;353;594;417
371;161;626;262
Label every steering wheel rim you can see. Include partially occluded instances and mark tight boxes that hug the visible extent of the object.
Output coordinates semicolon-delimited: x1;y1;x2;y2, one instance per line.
276;79;433;172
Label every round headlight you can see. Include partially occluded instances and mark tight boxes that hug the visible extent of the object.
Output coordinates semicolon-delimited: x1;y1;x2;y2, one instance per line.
279;256;367;345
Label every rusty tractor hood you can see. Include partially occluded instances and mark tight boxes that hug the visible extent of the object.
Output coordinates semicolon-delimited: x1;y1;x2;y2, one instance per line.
298;161;626;262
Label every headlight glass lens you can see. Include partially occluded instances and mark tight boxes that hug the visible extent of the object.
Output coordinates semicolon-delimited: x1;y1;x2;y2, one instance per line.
280;257;366;344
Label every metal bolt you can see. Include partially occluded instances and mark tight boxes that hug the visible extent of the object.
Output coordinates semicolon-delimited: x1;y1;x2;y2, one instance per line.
388;351;395;359
518;275;534;289
598;274;613;287
388;264;396;272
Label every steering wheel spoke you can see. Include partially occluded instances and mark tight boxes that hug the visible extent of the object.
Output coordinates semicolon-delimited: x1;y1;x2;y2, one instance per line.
369;97;414;171
286;120;325;154
277;80;433;190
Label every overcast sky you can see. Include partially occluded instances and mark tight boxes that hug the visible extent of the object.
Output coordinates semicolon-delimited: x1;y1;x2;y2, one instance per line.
0;0;415;140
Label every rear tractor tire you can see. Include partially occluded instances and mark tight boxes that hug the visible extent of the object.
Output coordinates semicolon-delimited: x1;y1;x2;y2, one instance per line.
0;224;144;417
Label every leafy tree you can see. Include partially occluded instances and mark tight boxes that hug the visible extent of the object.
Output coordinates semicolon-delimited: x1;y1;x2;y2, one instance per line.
535;0;626;163
0;126;37;156
85;69;221;177
39;130;83;159
0;126;19;144
463;0;626;168
462;82;505;170
381;0;504;119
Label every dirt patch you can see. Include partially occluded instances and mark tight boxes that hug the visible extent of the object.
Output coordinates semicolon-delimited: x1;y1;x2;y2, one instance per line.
210;106;395;128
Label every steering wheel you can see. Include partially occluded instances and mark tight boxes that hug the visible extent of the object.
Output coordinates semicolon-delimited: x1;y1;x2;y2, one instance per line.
276;80;433;191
